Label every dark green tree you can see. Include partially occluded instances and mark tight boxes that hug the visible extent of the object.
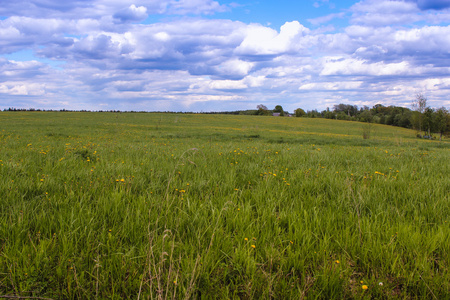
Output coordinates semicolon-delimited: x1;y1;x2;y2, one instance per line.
274;105;284;116
434;107;449;140
359;110;373;123
423;107;435;137
294;108;306;117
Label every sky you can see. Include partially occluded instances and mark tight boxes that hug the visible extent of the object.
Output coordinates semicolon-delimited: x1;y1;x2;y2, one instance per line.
1;0;450;112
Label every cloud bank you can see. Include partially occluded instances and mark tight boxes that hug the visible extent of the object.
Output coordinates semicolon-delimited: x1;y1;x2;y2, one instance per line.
1;0;450;111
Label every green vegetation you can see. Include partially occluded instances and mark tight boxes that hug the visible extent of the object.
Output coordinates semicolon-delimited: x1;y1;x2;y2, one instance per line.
1;112;449;299
300;101;450;139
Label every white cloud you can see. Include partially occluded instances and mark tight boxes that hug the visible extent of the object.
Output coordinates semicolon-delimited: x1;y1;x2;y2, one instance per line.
351;0;418;14
244;75;266;87
350;0;421;25
320;57;415;76
213;59;254;79
299;81;363;91
165;0;228;15
392;25;450;50
345;25;376;37
209;80;247;90
1;1;450;112
0;0;228;20
154;31;171;42
308;12;345;25
0;82;46;95
113;4;148;23
235;21;310;55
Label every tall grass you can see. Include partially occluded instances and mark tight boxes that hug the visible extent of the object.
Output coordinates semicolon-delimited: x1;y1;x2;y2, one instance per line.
0;112;449;299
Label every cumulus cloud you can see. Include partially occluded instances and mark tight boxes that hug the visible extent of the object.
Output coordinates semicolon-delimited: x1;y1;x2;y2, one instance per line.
299;81;363;91
236;21;310;56
0;0;228;20
308;12;345;25
114;5;148;23
349;0;421;25
209;80;248;90
320;57;415;76
0;17;75;54
0;58;48;80
1;0;450;111
0;82;46;96
212;59;254;79
349;0;450;26
344;24;450;66
165;0;228;15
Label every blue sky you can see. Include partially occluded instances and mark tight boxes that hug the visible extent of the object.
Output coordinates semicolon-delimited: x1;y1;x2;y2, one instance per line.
209;0;355;28
1;0;450;112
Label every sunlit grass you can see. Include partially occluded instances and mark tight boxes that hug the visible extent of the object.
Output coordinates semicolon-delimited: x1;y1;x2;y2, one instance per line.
0;112;449;299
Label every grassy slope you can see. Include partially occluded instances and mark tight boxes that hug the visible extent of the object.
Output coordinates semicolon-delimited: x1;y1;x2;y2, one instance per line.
0;112;449;299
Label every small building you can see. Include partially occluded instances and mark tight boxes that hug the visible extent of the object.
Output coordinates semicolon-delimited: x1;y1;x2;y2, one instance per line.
273;112;291;117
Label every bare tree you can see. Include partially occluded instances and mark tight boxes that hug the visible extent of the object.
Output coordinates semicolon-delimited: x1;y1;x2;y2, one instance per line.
257;104;268;111
256;104;269;116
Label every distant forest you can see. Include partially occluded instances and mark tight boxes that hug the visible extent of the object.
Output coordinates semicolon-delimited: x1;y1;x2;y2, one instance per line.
4;94;450;139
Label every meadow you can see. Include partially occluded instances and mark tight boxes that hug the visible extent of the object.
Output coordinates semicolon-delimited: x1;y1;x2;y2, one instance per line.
0;111;449;299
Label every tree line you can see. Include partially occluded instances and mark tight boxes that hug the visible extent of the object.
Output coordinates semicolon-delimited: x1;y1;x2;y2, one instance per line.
255;94;449;140
3;94;449;139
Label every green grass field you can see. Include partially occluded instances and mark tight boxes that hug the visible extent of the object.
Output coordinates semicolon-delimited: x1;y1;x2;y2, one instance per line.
1;112;449;299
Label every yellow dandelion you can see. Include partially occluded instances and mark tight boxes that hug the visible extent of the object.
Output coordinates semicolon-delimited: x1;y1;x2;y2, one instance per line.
251;245;256;248
335;260;340;264
362;285;368;290
244;238;248;241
